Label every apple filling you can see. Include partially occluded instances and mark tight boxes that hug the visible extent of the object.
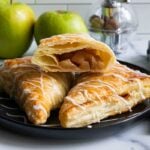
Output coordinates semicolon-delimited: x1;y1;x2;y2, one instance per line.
55;49;104;71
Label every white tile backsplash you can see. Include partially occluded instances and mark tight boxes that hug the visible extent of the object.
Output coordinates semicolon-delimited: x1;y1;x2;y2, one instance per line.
131;0;150;3
12;0;150;36
30;5;67;17
68;4;91;24
35;0;93;4
13;0;34;3
137;34;150;40
133;4;150;33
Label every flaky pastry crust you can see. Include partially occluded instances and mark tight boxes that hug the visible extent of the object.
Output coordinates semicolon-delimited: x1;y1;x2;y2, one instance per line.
0;57;72;125
32;33;116;72
59;62;150;128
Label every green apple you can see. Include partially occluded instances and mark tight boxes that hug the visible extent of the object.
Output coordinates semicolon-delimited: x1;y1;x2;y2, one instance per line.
0;2;35;58
0;0;9;5
34;10;88;44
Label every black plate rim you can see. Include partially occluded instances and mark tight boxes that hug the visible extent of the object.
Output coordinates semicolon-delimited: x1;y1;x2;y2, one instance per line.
0;100;149;131
0;60;150;135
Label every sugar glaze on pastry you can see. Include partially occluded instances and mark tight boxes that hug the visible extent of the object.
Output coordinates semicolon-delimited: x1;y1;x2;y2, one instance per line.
0;57;72;125
59;62;150;128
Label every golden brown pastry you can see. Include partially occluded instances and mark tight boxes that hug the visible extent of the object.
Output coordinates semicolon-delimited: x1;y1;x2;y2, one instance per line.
32;33;116;73
0;57;72;125
59;62;150;128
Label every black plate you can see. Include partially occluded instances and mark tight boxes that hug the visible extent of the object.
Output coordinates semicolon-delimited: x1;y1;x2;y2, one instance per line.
0;61;149;139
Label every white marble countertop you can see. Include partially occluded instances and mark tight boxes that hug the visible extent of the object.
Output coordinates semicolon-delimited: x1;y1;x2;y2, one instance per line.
0;38;149;150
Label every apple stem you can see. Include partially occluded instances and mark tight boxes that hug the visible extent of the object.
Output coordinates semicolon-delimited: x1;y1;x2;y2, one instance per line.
10;0;12;4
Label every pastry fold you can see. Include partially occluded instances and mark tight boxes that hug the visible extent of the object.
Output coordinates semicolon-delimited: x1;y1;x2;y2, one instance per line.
32;33;116;72
59;62;150;128
0;57;72;125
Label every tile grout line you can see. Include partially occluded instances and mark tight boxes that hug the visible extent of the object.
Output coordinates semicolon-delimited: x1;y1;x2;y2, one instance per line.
66;4;69;11
29;3;91;5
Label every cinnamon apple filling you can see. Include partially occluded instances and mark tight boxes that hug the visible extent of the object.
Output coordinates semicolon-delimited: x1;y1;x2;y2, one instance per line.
55;49;104;70
32;34;116;72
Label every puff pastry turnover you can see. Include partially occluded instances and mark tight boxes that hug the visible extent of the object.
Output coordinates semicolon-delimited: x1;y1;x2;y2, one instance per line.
32;33;116;72
59;62;150;128
0;57;72;125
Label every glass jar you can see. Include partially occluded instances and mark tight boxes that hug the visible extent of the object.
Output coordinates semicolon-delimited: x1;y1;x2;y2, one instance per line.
88;0;138;54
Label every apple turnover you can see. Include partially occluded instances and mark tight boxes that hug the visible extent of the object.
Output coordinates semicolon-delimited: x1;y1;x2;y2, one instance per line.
0;57;72;125
59;62;150;128
32;33;116;72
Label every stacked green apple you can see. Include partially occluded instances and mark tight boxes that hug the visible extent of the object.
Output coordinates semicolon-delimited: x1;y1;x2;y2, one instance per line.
34;10;88;44
0;0;88;58
0;0;9;5
0;0;35;58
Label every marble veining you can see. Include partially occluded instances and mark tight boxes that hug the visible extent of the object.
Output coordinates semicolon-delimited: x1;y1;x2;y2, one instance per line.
116;136;150;150
0;39;149;150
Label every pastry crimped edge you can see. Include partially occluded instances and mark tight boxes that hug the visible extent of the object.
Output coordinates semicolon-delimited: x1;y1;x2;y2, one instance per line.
59;62;150;128
0;57;73;125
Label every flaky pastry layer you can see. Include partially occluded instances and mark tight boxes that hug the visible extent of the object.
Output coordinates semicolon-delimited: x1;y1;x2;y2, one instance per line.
59;62;150;128
0;57;72;125
32;33;116;72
